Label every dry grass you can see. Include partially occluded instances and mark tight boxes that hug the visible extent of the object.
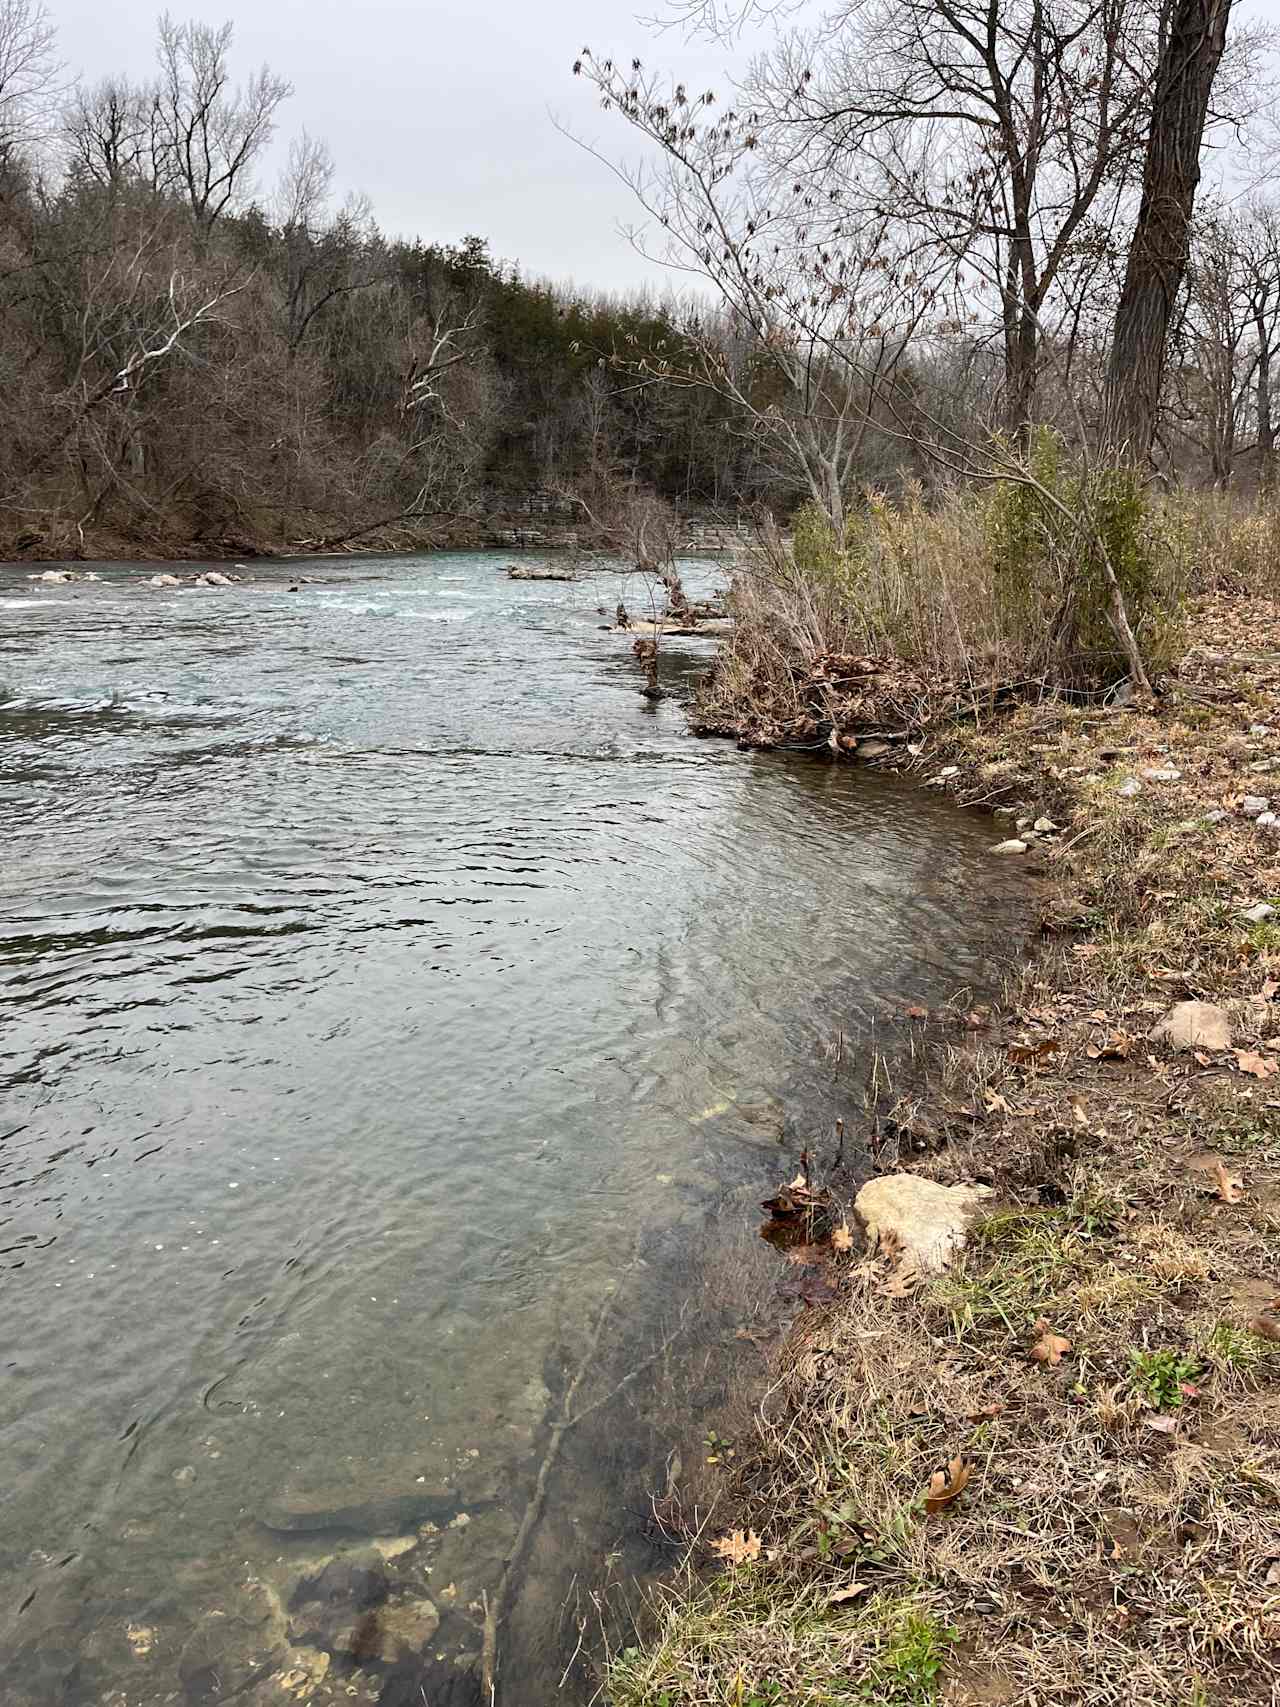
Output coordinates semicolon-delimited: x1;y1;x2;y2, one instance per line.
697;486;1280;751
612;590;1280;1706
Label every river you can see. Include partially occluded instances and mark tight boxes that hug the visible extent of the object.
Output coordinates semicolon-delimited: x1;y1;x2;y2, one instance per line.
0;551;1022;1707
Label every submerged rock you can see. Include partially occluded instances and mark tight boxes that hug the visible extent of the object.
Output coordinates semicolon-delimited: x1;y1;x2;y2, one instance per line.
149;573;181;587
854;1175;992;1272
289;1559;389;1614
990;839;1027;855
327;1597;440;1664
1148;1000;1231;1053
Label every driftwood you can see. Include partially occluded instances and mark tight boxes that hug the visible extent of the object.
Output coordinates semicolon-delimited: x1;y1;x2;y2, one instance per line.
505;563;577;582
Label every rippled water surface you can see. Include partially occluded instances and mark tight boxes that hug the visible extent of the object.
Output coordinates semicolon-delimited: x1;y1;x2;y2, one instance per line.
0;551;1023;1706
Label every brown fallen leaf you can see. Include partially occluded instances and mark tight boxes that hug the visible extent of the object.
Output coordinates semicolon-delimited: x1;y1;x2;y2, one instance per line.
1143;1413;1177;1435
1008;1037;1060;1064
967;1402;1005;1422
711;1529;761;1564
876;1262;921;1299
1266;1560;1280;1586
1235;1049;1278;1080
1029;1319;1072;1366
830;1223;853;1252
1250;1312;1280;1343
924;1455;971;1514
785;1244;828;1267
827;1583;870;1606
1085;1030;1134;1061
904;1004;929;1021
1214;1160;1245;1204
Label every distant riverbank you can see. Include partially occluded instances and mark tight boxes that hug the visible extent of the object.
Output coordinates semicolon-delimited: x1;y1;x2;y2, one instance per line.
1;512;751;567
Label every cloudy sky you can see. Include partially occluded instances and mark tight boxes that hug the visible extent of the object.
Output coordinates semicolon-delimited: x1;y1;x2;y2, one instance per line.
47;0;1279;298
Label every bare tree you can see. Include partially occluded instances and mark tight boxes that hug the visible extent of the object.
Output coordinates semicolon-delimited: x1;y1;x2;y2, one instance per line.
649;0;1170;437
1242;202;1280;486
1103;0;1234;460
569;55;934;531
62;77;147;189
152;14;291;232
1171;207;1256;485
0;0;61;159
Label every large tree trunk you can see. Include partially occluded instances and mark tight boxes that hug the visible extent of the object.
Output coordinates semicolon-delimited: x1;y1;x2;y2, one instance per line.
1103;0;1234;461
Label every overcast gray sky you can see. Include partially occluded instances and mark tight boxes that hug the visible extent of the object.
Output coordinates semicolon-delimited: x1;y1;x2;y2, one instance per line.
48;0;1280;298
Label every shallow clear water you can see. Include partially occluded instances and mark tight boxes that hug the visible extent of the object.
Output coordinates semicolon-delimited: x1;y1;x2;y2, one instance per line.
0;551;1023;1706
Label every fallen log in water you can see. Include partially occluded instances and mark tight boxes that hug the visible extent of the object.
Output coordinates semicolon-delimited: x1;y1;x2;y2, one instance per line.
504;563;577;582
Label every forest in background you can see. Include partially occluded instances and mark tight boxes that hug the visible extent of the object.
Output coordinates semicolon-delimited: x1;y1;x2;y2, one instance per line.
2;0;1279;562
0;6;768;559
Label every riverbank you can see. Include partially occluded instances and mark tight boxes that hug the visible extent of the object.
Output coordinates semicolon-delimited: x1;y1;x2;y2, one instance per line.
612;590;1280;1706
1;513;750;566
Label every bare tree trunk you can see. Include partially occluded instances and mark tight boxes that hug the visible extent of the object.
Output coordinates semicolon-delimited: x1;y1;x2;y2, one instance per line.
1258;330;1276;492
1103;0;1234;461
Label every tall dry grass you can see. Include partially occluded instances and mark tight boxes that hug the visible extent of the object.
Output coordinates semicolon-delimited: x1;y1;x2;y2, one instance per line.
698;481;1280;743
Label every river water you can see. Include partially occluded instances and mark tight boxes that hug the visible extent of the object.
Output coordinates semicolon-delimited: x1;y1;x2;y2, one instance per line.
0;551;1022;1707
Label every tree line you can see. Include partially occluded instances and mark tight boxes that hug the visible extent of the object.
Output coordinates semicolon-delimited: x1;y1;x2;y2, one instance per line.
0;0;1272;565
0;4;776;557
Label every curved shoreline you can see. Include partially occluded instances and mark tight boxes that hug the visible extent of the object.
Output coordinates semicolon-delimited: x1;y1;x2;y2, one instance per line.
612;589;1280;1707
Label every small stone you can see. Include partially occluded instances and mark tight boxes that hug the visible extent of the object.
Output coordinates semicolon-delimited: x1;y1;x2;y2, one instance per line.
1243;903;1276;924
854;1175;993;1273
1203;809;1228;824
937;765;959;779
993;805;1018;818
1033;816;1058;833
1250;724;1273;737
172;1465;197;1486
1260;816;1280;838
1241;796;1271;818
126;1623;156;1658
990;839;1027;854
1117;777;1143;797
1142;767;1182;782
370;1534;418;1562
278;1648;330;1699
856;738;891;760
1148;1000;1231;1053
